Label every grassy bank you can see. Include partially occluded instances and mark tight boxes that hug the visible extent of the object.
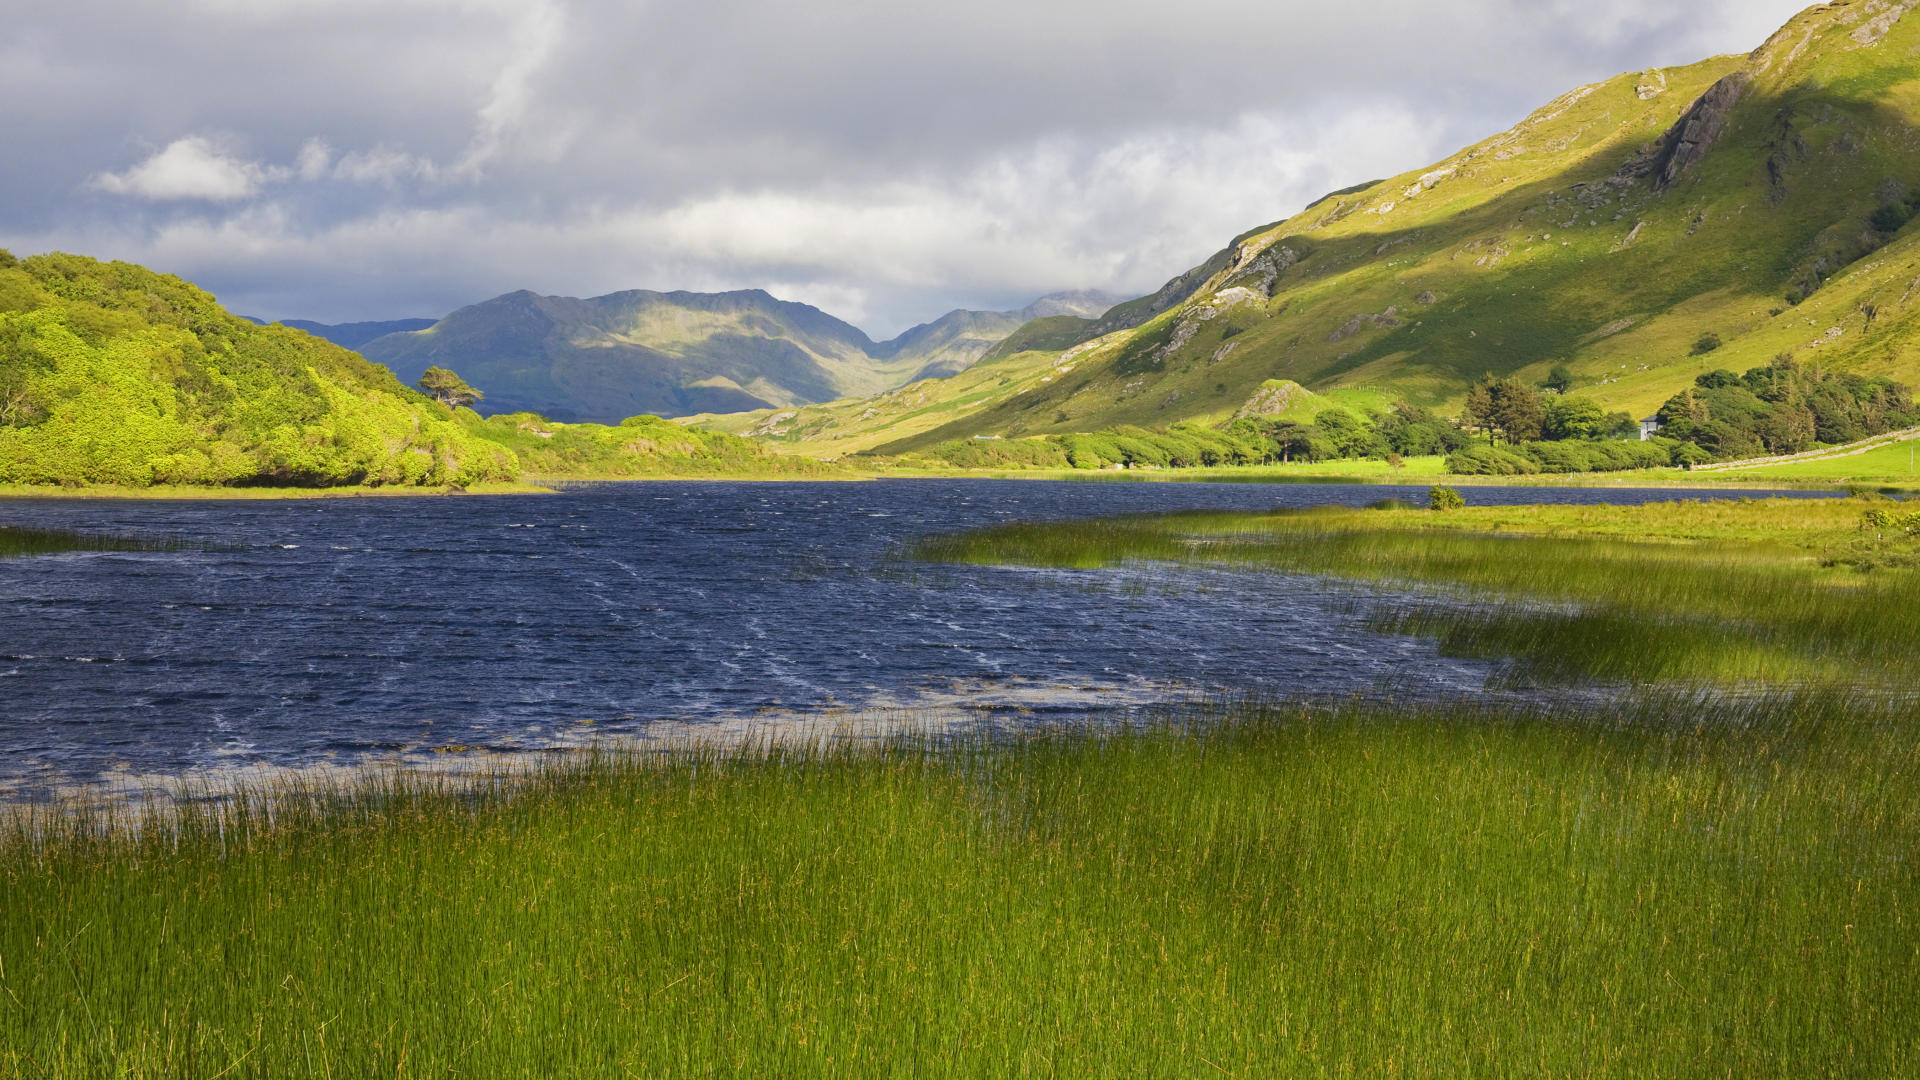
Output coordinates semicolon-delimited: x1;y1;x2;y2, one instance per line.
914;496;1918;685
4;694;1916;1078
0;480;559;501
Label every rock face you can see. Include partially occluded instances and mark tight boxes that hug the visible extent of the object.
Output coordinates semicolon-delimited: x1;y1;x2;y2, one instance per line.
1233;380;1313;419
1652;73;1753;190
1851;0;1916;45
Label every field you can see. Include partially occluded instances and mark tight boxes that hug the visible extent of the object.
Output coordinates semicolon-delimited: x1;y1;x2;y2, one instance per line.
1718;439;1920;483
3;494;1917;1077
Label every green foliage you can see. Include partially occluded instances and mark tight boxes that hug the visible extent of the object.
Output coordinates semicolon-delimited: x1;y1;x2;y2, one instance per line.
1428;484;1465;511
1542;395;1607;440
1543;364;1574;394
1310;407;1383;459
418;365;483;409
1463;376;1545;445
1374;403;1473;456
909;402;1477;472
0;254;517;487
1656;358;1920;460
1870;201;1914;234
1690;332;1723;356
1448;437;1683;475
461;412;837;478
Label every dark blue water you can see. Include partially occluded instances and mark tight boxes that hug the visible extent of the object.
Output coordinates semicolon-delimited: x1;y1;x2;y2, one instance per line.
0;480;1830;795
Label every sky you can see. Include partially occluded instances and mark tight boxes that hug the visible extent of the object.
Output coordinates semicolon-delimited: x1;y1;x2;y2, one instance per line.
1;0;1815;338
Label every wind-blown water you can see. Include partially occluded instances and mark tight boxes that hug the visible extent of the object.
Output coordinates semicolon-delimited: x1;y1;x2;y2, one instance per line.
0;480;1831;795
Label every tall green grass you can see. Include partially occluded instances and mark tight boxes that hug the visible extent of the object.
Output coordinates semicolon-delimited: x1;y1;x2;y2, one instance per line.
913;499;1920;685
3;695;1916;1078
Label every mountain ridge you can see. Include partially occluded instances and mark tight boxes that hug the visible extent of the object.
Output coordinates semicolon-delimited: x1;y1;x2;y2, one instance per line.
702;0;1920;457
358;286;1115;422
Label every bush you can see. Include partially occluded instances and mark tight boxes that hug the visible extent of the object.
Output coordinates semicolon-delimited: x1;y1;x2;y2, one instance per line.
1428;485;1465;511
1871;203;1913;234
1445;445;1540;475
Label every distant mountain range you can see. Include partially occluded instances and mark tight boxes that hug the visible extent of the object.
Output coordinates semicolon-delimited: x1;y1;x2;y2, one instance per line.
274;318;438;350
269;289;1114;423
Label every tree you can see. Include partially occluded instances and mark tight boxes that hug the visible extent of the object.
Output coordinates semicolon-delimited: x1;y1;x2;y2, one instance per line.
1463;380;1494;444
418;366;483;410
1543;365;1574;394
1312;408;1382;459
1465;376;1545;445
1690;332;1723;356
1543;396;1606;440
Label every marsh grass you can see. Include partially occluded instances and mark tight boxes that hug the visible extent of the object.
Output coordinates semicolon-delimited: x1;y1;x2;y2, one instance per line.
911;498;1920;685
2;695;1916;1078
0;526;200;559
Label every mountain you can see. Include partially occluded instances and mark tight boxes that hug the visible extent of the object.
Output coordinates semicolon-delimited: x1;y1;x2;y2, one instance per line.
274;318;438;350
0;251;515;487
733;0;1920;456
358;288;1115;423
873;291;1118;382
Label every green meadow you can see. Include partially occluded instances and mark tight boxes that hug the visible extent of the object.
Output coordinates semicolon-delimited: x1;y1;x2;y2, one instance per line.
5;495;1919;1077
1718;439;1920;483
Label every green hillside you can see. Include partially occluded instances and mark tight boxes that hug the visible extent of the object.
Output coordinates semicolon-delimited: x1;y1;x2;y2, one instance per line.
745;1;1920;456
0;251;852;490
0;251;517;488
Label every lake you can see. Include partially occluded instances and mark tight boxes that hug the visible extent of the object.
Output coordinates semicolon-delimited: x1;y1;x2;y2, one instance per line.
0;480;1831;797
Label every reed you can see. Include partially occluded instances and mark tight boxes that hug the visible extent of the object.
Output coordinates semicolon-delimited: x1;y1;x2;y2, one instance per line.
0;526;198;559
912;497;1920;685
2;694;1915;1078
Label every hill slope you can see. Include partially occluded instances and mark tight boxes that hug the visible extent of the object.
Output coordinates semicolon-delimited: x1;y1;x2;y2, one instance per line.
754;1;1920;456
361;289;1113;423
274;318;438;350
0;251;516;487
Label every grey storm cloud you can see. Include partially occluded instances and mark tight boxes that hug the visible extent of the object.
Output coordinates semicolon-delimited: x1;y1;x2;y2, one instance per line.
3;0;1813;335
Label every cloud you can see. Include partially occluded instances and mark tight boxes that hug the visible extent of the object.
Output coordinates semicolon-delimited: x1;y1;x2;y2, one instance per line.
7;0;1819;333
89;137;285;202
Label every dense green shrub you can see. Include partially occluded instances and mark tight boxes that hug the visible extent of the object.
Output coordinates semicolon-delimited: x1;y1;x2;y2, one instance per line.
1427;484;1465;510
1655;358;1918;461
1447;438;1681;475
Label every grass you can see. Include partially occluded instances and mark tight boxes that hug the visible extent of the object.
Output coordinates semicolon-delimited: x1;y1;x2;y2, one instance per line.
1719;439;1920;482
0;481;556;501
3;695;1916;1078
0;526;200;558
912;496;1920;685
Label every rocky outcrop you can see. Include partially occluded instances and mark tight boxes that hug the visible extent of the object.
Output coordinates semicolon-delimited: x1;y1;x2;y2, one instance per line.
1327;308;1402;343
1850;0;1916;46
1224;244;1303;297
1650;73;1752;191
1233;380;1313;419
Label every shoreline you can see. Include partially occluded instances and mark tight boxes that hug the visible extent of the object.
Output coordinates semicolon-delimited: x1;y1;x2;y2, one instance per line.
0;467;1899;500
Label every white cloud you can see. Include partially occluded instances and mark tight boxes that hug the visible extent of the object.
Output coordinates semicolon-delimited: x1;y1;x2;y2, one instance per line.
89;137;284;202
295;138;333;181
332;147;440;185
